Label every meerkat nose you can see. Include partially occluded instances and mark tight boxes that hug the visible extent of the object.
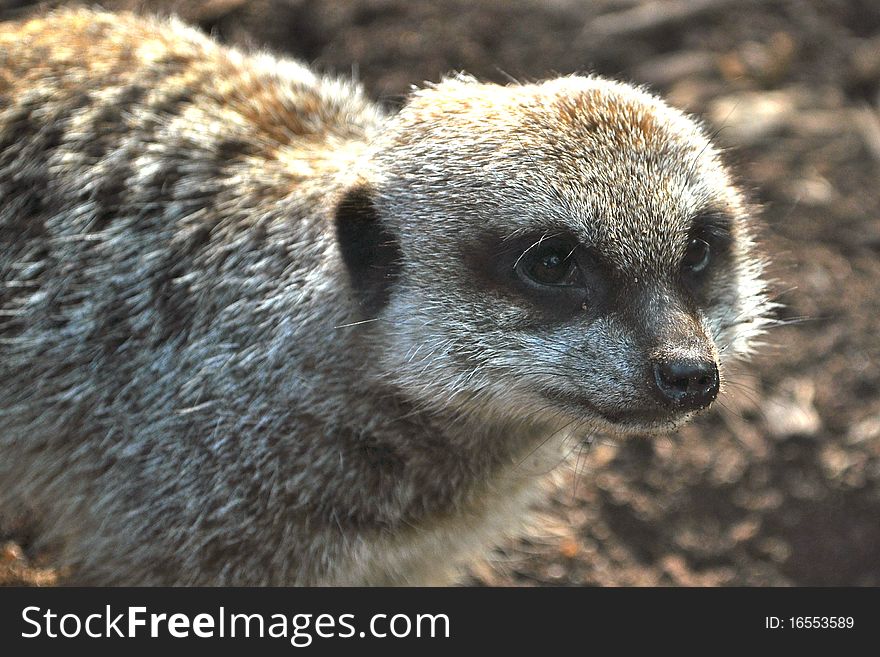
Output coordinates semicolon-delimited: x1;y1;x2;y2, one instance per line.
651;358;720;411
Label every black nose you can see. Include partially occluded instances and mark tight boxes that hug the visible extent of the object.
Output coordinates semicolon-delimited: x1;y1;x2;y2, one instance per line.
652;358;719;411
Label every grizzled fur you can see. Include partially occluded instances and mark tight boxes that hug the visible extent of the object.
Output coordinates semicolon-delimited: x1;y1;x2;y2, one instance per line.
0;9;773;585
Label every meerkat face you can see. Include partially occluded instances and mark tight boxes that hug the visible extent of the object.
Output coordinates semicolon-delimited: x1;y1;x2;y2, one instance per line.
336;76;772;436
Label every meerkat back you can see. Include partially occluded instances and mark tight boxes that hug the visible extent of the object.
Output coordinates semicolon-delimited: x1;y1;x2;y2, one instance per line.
0;9;772;585
0;9;388;585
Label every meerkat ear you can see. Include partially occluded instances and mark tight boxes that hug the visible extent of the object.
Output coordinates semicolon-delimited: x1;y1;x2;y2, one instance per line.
334;184;402;317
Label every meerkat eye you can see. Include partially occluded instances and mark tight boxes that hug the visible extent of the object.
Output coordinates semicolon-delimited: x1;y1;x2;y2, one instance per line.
530;250;568;284
517;239;580;286
682;237;711;273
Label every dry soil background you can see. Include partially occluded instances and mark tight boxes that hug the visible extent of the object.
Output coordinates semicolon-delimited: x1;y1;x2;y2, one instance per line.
1;0;879;586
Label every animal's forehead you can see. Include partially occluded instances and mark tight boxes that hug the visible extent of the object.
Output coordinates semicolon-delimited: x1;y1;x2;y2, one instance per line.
406;76;708;148
507;88;717;274
510;172;704;278
533;141;710;273
393;78;729;274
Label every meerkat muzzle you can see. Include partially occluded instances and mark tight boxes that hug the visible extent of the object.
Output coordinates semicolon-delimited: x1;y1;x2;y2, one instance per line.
651;358;720;411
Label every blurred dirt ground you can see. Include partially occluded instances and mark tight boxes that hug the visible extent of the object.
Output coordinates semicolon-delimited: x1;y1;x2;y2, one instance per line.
1;0;879;586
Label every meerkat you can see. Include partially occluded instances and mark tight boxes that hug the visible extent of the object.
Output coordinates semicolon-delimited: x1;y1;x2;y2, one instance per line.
0;8;773;585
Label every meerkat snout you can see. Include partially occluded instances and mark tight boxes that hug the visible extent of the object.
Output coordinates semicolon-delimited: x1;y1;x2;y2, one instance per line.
640;295;722;415
0;9;774;585
651;358;720;411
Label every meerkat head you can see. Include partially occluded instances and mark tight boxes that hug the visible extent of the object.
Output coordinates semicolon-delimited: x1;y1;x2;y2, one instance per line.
335;75;773;437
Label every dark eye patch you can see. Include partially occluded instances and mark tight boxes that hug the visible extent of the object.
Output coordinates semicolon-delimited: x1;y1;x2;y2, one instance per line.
693;210;733;247
680;209;734;298
514;235;581;287
463;229;610;322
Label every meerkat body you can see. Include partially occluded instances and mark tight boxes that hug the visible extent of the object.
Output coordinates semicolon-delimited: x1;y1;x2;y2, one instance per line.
0;9;772;585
